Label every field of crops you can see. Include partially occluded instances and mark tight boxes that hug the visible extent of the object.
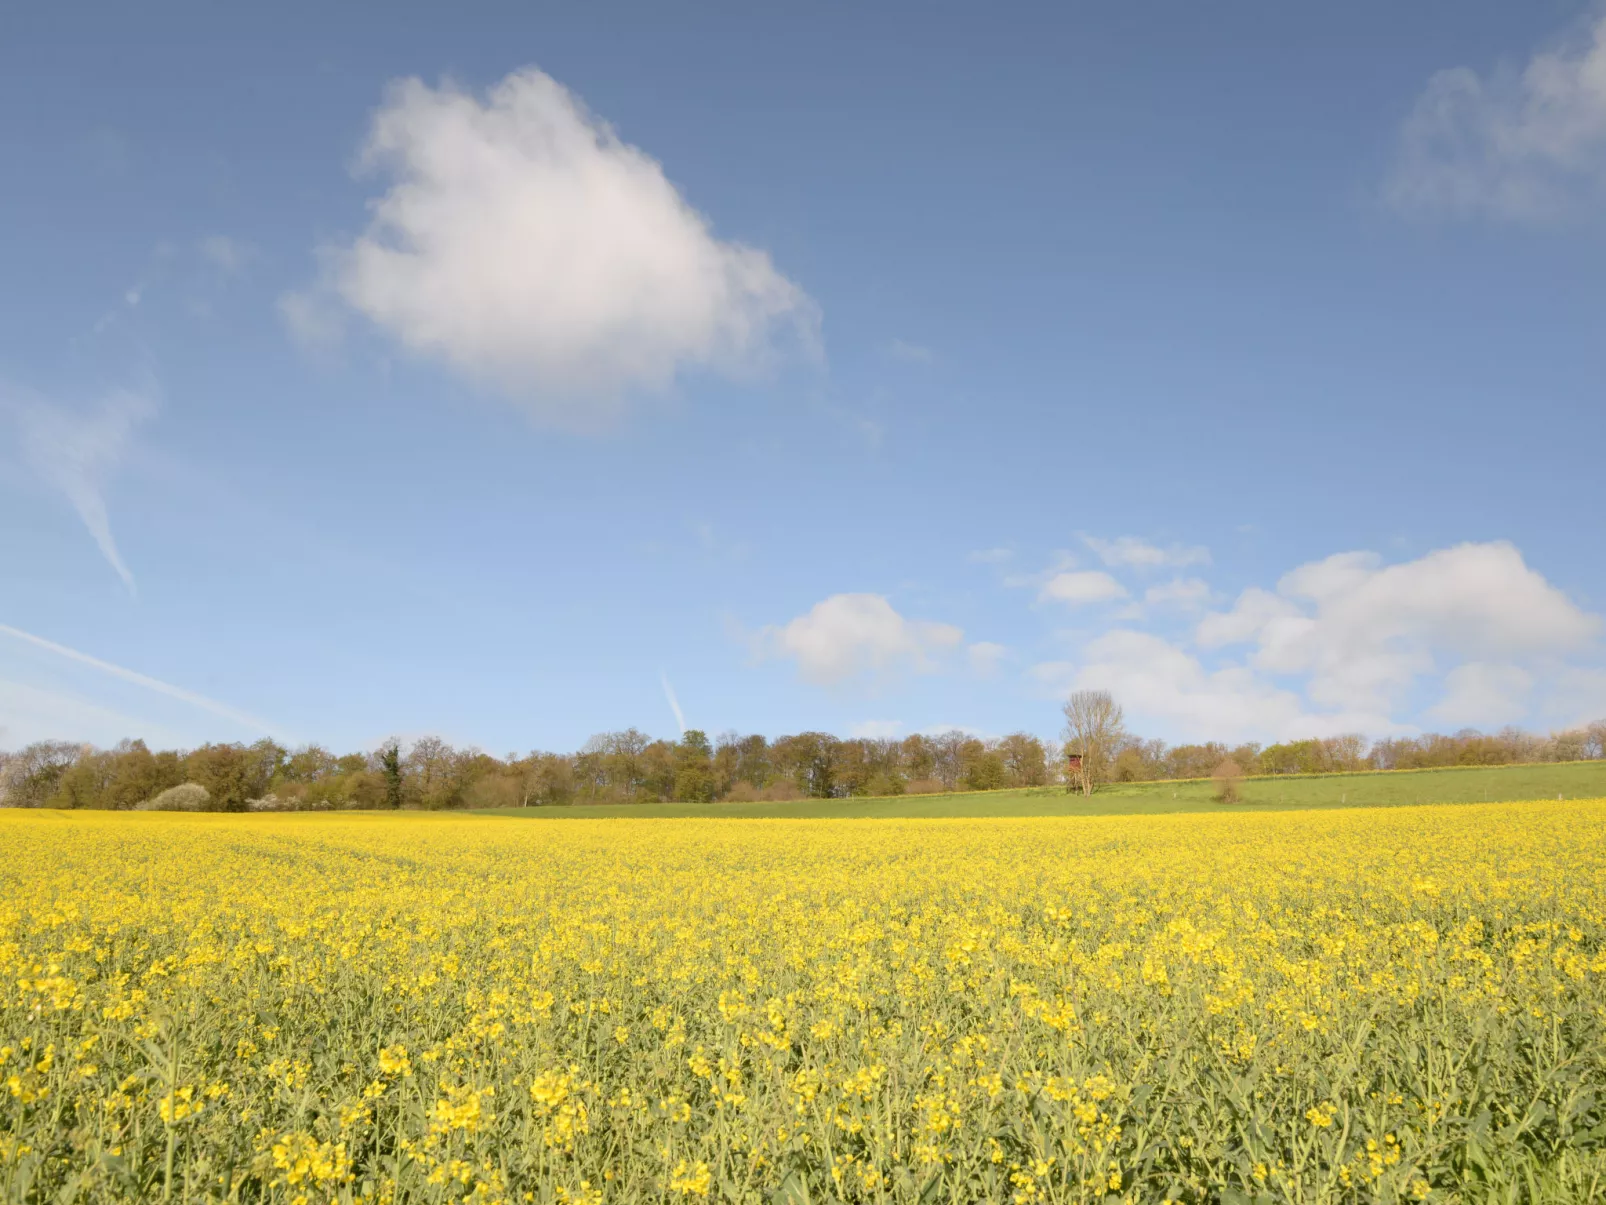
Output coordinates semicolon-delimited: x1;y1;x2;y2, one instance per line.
4;803;1606;1204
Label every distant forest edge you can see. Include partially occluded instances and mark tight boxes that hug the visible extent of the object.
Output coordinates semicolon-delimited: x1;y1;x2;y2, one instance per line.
3;717;1605;812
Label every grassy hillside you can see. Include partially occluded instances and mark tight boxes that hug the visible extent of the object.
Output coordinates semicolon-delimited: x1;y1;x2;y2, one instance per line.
480;759;1606;819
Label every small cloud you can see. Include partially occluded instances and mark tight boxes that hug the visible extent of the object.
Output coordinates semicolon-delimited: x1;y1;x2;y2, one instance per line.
887;339;934;363
123;288;141;307
968;547;1013;564
752;593;963;687
1084;535;1210;569
691;520;749;560
968;641;1008;675
1026;659;1079;696
1003;549;1078;589
199;235;256;276
849;719;904;739
1039;570;1128;606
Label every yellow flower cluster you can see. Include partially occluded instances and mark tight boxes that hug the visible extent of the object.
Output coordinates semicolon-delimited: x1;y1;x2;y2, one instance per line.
3;801;1606;1202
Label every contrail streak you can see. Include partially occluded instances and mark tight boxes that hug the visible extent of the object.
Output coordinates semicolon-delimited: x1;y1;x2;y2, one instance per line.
0;622;289;740
660;671;687;737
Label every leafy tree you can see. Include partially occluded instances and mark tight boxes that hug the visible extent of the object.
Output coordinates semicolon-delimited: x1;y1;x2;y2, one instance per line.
830;739;877;797
927;731;970;790
182;744;262;811
404;737;467;809
47;749;115;809
378;742;403;809
998;733;1049;787
672;730;716;803
638;740;676;801
733;734;773;790
899;735;936;783
1112;747;1147;783
0;741;81;807
773;732;837;798
961;744;1007;791
106;741;183;809
712;733;742;798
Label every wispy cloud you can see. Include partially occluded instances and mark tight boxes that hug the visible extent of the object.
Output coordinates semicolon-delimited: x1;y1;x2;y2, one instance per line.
2;384;155;593
1143;577;1213;610
1384;11;1606;221
887;339;934;363
968;641;1008;675
1083;535;1210;570
0;623;288;739
967;547;1013;564
199;234;257;276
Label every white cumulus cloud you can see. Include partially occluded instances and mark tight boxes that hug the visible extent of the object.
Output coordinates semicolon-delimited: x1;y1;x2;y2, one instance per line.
1039;571;1128;606
1041;629;1380;744
757;594;963;686
289;68;818;425
1386;11;1606;220
1031;541;1601;743
1202;542;1598;716
1428;663;1535;729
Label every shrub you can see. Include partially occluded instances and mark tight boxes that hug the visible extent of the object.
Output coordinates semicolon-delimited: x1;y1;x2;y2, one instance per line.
866;772;906;797
136;783;213;812
904;778;947;795
1212;759;1243;804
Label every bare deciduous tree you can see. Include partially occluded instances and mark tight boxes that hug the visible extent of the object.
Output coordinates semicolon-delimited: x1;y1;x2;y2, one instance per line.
1060;690;1126;796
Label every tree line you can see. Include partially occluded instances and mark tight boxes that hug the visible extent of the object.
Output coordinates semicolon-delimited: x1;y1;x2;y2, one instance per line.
1;712;1602;811
1058;690;1606;793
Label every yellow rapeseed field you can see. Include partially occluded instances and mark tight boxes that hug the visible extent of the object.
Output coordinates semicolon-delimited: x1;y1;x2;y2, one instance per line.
4;802;1606;1204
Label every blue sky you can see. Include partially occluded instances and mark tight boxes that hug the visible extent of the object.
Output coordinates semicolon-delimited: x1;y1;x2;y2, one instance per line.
2;1;1604;755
